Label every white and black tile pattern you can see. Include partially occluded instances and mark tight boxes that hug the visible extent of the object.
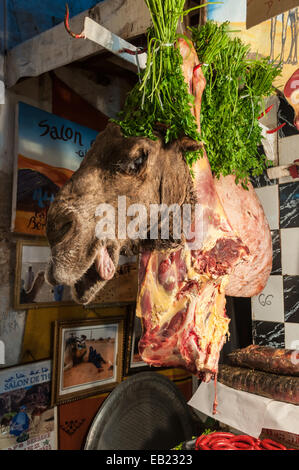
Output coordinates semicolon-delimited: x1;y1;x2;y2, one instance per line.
251;276;284;323
251;169;278;188
250;130;299;349
252;321;285;348
284;276;299;323
285;323;299;349
255;185;279;230
281;228;299;276
271;230;282;275
279;181;299;229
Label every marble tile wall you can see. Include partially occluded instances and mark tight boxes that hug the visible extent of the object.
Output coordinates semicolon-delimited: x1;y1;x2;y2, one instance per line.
250;132;299;350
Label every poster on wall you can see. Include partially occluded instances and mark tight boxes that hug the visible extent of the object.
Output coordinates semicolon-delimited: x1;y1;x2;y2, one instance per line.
11;101;99;236
0;360;57;450
207;0;298;90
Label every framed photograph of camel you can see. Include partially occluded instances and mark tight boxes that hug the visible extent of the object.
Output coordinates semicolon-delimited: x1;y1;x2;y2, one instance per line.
14;239;73;309
51;317;125;405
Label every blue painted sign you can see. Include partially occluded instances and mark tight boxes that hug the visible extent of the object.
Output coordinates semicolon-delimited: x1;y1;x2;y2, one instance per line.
13;101;98;236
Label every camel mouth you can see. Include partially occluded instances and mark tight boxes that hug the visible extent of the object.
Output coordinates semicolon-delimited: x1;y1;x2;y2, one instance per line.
72;244;119;305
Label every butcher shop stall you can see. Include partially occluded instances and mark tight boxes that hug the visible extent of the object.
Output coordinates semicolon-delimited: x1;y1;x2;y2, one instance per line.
0;0;298;454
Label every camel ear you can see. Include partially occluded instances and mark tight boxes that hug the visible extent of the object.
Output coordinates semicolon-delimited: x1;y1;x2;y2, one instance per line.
105;121;123;136
177;136;203;155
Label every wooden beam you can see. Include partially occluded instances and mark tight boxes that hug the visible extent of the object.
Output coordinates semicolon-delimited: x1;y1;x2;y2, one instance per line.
6;0;151;88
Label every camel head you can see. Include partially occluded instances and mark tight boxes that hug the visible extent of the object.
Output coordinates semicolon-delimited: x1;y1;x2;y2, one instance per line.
46;123;200;304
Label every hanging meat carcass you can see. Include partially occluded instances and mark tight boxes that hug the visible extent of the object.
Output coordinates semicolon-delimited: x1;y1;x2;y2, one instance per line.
45;38;272;381
136;40;250;381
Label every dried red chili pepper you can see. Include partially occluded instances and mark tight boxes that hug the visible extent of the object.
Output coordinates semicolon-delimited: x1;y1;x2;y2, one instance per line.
257;104;274;120
194;64;203;73
266;122;286;134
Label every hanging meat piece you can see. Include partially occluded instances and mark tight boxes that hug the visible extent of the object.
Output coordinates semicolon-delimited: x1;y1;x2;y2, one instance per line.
136;40;249;380
213;175;272;297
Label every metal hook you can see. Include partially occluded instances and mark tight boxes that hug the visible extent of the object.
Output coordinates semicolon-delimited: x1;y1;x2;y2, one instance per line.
64;3;85;39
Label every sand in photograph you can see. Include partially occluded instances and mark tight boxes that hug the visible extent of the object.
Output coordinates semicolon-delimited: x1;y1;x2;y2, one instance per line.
63;339;116;389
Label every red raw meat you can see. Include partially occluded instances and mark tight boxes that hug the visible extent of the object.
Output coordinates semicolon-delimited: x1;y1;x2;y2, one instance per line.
214;175;272;297
136;40;249;380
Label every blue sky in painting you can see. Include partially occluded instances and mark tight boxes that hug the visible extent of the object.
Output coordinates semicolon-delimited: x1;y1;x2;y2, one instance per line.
18;102;99;172
208;0;246;23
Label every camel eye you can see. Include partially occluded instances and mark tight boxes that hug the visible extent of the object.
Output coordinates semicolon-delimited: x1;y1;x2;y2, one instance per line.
127;150;148;173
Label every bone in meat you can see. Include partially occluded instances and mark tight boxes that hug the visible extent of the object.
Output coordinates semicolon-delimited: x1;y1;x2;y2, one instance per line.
136;40;249;381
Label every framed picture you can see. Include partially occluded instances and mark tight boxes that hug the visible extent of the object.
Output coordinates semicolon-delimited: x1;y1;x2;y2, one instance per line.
51;317;125;405
11;101;98;236
14;239;73;309
124;306;151;375
0;360;57;450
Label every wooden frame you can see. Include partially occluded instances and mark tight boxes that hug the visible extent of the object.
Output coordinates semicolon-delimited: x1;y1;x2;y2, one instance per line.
14;239;74;309
124;304;152;375
51;316;125;405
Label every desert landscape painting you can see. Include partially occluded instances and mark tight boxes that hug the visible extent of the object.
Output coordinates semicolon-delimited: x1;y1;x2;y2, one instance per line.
61;324;118;392
13;102;98;236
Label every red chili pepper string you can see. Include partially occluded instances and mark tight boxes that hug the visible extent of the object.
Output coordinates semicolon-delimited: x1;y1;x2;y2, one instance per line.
257;104;274;120
266;122;286;134
194;432;292;450
194;64;203;73
64;4;85;39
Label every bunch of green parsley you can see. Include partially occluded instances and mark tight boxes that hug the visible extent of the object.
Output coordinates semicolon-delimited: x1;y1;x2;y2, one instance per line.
191;21;282;186
115;3;281;187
